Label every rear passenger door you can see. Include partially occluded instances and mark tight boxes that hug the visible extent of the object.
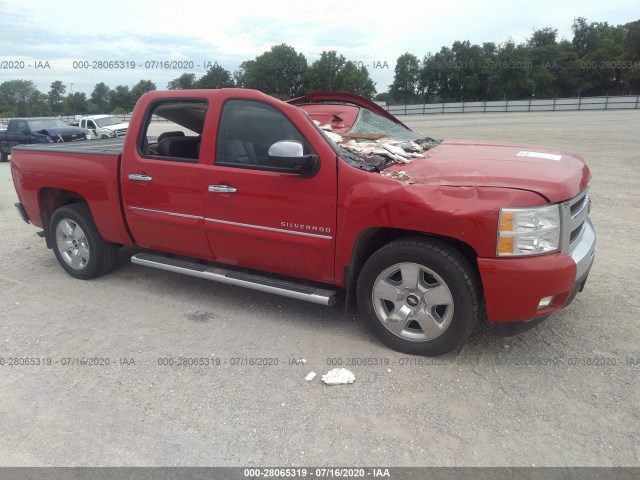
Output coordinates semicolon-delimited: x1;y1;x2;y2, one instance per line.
121;98;212;260
203;99;337;284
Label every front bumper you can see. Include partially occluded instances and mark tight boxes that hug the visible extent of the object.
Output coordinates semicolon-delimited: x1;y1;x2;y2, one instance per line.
478;218;596;323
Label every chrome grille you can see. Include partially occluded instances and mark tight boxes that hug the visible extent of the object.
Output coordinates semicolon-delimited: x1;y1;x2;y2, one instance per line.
562;187;590;252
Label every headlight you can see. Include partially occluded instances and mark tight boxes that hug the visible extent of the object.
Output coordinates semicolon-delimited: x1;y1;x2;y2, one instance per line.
497;205;560;256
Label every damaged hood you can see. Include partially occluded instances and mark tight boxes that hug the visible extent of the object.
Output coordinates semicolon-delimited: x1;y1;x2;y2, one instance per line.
399;140;591;202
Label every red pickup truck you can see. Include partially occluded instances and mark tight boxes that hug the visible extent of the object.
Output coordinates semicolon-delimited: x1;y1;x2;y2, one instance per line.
10;89;595;355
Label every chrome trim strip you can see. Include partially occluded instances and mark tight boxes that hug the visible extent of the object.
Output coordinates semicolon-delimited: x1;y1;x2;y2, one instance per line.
128;206;204;220
127;207;333;240
205;217;333;240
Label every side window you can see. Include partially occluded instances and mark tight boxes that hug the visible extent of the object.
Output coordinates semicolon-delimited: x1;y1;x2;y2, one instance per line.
88;120;97;129
138;99;208;163
216;99;314;169
16;121;28;135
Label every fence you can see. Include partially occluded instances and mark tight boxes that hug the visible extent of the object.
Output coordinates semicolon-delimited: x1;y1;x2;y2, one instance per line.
385;95;640;115
3;96;639;125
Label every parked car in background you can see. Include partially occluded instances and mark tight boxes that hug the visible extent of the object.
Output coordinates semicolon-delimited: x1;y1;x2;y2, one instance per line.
78;115;129;139
0;118;88;161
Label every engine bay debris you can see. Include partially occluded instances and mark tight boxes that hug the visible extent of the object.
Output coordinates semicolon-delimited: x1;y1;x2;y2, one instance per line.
313;120;442;183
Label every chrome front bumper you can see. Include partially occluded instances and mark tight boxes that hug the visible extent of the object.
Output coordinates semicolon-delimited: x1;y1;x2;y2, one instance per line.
565;218;595;306
570;218;596;282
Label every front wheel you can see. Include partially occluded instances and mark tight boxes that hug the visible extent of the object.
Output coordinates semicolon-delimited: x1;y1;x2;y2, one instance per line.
49;203;119;279
357;238;481;356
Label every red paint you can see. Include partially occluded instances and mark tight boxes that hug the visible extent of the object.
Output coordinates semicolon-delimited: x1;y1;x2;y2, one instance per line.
11;88;593;324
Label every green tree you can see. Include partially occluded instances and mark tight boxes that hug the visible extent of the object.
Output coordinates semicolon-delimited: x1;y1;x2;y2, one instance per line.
109;86;133;112
571;18;627;95
389;53;421;103
48;81;66;115
528;28;560;98
0;80;39;116
131;79;156;104
241;44;307;98
197;64;234;88
333;61;376;98
65;92;88;115
373;92;391;103
485;40;533;100
622;20;640;92
167;73;197;90
420;47;458;102
90;82;111;112
29;91;51;116
304;51;376;97
304;51;346;92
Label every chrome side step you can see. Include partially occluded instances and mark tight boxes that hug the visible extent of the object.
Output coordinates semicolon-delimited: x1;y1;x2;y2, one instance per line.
131;253;337;306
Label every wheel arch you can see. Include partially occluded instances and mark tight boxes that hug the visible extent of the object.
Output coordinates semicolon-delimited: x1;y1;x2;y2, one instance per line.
344;227;481;311
38;188;89;248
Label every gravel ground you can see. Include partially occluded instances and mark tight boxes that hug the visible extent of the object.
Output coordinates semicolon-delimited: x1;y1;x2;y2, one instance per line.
0;110;638;467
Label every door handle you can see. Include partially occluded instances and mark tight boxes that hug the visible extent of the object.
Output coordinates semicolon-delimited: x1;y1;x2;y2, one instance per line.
208;185;238;193
128;174;153;182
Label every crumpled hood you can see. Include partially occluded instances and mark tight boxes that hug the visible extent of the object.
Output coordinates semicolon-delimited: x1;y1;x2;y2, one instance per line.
399;140;591;202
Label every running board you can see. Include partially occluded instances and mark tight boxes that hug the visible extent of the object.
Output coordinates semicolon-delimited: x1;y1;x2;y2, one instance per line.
131;253;337;306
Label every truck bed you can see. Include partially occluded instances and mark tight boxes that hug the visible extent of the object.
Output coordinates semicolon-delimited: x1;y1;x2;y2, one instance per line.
12;137;125;156
10;138;133;247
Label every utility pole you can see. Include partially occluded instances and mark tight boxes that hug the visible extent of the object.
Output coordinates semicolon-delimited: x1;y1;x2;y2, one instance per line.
70;83;76;117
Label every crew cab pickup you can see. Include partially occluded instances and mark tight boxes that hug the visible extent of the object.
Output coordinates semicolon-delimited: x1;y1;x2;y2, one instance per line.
0;117;88;161
10;89;596;355
78;115;129;139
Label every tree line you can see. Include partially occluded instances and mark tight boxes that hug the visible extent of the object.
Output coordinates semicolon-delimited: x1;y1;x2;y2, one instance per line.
387;17;640;104
1;16;638;117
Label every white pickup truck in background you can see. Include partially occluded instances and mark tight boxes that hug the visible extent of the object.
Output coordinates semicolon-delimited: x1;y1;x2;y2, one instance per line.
78;115;129;139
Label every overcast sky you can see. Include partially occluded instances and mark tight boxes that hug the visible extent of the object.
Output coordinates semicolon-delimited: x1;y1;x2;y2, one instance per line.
1;0;637;96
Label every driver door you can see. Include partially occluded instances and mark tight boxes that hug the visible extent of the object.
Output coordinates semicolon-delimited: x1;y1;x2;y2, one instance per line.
203;99;337;284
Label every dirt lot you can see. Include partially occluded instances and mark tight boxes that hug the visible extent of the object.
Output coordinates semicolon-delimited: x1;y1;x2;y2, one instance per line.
0;110;638;467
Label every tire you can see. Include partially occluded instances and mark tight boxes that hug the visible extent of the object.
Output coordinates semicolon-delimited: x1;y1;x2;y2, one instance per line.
357;237;480;356
49;203;119;279
0;151;8;162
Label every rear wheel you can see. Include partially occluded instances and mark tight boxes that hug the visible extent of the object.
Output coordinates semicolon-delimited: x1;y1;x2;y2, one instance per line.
0;151;9;162
357;238;480;356
49;203;119;279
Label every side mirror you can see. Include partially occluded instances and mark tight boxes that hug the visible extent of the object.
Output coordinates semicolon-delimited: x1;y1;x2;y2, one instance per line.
267;140;319;177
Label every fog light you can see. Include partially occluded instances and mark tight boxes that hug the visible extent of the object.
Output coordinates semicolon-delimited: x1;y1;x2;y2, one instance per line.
538;296;554;310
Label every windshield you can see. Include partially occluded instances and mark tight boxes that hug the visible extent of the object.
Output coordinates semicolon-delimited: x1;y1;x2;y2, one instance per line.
306;105;441;174
350;108;423;142
95;116;124;127
28;119;71;129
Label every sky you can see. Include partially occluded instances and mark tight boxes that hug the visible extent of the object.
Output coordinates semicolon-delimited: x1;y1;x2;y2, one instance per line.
0;0;638;97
